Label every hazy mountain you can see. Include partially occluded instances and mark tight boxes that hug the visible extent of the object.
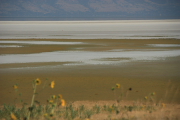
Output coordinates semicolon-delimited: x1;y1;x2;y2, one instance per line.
0;0;180;20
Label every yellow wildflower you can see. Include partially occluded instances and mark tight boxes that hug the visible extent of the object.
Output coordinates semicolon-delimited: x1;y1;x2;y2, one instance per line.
11;113;17;120
13;85;18;89
58;94;63;99
142;105;146;110
52;95;56;99
35;78;41;85
116;84;120;88
61;99;66;107
50;81;55;88
143;105;146;108
144;96;148;100
44;113;48;117
162;103;166;108
48;100;54;104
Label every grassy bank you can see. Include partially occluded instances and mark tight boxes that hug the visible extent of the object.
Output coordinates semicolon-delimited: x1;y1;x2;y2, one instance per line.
1;78;180;120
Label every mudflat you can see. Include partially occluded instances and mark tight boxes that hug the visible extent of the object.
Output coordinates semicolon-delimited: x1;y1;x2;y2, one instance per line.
0;39;180;105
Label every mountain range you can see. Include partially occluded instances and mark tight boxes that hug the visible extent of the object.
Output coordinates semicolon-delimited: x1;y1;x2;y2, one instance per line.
0;0;180;20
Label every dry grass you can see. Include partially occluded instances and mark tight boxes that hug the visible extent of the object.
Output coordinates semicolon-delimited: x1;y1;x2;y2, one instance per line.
1;100;179;120
0;79;180;120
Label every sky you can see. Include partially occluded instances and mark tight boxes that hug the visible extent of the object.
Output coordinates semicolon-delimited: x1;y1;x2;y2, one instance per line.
0;0;180;20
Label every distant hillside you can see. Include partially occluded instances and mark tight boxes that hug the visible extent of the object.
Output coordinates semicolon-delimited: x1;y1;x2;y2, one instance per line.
0;0;180;20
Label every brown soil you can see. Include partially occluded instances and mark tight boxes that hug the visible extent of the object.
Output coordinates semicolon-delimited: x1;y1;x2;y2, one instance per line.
0;39;180;105
0;39;180;54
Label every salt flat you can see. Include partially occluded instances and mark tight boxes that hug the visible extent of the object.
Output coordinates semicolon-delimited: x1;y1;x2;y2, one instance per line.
0;20;180;39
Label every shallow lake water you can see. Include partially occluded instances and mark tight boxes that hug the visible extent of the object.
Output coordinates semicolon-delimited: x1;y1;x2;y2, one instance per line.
0;20;180;66
0;41;84;45
1;49;180;65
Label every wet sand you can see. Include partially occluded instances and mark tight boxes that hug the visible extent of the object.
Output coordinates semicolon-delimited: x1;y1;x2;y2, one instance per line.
1;39;180;54
0;39;180;105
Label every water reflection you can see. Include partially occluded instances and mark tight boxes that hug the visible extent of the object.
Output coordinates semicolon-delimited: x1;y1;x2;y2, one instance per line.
0;45;23;48
0;41;84;45
148;44;180;47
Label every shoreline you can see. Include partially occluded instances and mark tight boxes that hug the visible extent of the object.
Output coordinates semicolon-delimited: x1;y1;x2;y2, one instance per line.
0;19;180;23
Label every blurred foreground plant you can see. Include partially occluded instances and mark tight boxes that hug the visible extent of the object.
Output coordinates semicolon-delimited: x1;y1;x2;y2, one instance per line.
27;78;42;120
111;83;131;104
0;80;179;120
